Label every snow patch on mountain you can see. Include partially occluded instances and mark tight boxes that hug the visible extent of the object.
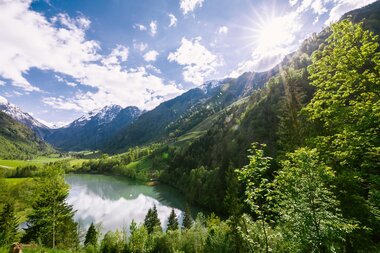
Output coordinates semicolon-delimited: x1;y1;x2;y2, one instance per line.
70;105;123;127
96;105;123;124
0;98;48;129
0;95;8;104
200;80;224;94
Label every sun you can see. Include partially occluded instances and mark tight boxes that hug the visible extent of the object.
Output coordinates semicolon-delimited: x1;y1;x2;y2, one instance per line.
256;17;290;53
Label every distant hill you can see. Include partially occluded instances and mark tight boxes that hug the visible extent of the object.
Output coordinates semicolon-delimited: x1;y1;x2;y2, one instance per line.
0;111;53;159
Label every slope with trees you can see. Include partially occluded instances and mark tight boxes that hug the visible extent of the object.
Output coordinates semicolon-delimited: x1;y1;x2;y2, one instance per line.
0;111;53;159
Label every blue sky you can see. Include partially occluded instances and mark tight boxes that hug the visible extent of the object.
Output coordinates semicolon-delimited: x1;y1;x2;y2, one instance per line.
0;0;375;127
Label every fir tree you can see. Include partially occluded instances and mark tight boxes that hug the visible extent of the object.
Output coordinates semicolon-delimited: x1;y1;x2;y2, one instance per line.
0;201;18;245
144;204;161;234
167;209;179;231
182;205;193;229
84;222;98;247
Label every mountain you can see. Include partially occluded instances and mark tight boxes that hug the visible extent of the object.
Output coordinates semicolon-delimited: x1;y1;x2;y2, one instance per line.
105;68;278;152
0;96;50;139
0;111;53;159
45;105;141;151
150;1;380;213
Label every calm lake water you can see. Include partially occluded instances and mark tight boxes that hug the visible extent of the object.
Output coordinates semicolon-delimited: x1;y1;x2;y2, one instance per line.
65;174;200;233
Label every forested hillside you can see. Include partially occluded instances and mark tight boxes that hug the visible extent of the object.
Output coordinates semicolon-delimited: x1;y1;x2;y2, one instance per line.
0;112;53;159
105;69;277;152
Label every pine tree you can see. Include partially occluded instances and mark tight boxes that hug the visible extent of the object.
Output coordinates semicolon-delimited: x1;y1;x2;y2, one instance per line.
144;204;161;234
0;201;18;245
182;205;193;229
167;209;179;231
84;222;98;246
22;166;78;249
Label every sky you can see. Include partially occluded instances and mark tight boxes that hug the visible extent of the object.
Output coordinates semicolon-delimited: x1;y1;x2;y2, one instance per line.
0;0;376;127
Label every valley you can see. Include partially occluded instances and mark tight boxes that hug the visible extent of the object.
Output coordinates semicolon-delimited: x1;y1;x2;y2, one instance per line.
0;0;379;252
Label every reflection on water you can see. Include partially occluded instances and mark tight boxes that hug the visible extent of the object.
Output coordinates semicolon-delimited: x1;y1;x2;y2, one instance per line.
65;174;199;233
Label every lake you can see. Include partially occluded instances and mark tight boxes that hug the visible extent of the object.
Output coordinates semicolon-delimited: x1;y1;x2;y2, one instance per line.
65;174;200;233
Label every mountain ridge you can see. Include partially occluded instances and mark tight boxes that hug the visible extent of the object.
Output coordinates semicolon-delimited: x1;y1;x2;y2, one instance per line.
44;104;142;151
0;96;50;139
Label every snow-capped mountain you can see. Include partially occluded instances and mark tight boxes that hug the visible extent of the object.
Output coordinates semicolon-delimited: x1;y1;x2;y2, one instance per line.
0;95;50;138
45;105;142;151
69;105;125;128
200;79;225;94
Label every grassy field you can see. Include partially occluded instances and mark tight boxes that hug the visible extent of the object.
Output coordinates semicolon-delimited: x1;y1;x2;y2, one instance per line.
125;156;152;171
0;157;62;168
0;156;87;169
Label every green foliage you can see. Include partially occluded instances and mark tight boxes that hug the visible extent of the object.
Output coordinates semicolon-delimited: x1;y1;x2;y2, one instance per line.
100;230;125;253
236;143;272;219
167;209;179;231
305;20;379;133
182;205;193;229
304;20;380;249
0;201;18;246
275;148;355;252
236;143;273;253
22;165;79;249
237;214;285;253
74;145;159;181
84;222;98;247
144;205;161;234
128;221;149;252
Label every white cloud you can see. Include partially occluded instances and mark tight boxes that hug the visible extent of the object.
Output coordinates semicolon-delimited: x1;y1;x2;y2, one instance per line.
67;82;77;87
55;75;64;82
325;0;377;24
150;20;157;36
292;0;376;21
0;80;6;86
168;13;177;27
133;24;147;31
146;64;161;74
168;37;221;85
218;26;228;35
180;0;204;15
133;41;148;52
229;49;286;78
101;45;129;67
0;0;184;111
295;0;327;14
143;50;159;62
